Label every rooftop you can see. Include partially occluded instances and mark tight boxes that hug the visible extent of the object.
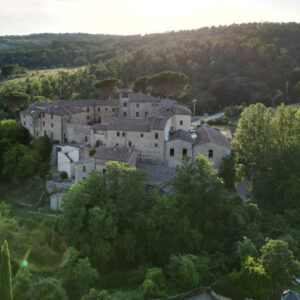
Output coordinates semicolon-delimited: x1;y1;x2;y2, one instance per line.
94;147;132;162
194;124;231;149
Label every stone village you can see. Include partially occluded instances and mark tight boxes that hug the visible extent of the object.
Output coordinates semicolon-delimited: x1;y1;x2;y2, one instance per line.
20;89;231;210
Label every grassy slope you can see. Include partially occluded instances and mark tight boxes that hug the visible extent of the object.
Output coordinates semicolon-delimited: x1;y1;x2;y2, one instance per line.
1;66;85;84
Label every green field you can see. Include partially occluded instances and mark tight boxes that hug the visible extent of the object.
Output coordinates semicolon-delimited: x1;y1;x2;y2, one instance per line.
1;66;85;84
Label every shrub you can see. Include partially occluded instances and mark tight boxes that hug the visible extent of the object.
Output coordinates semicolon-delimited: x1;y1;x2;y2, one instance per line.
89;149;96;156
60;171;68;179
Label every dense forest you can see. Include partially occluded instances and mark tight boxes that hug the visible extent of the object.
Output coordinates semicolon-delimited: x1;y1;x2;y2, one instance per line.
0;22;300;117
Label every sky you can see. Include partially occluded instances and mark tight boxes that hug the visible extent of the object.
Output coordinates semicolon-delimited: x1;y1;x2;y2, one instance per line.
0;0;299;36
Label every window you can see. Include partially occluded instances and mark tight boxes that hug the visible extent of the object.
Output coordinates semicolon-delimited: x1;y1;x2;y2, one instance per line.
43;121;45;126
136;112;139;117
23;114;25;118
145;112;148;118
43;112;45;117
122;132;125;137
36;132;39;137
64;133;67;142
50;132;53;139
102;169;106;174
141;133;143;138
83;177;86;180
116;143;119;147
155;143;158;148
122;92;128;98
98;108;100;112
85;136;88;142
83;166;86;172
182;149;187;156
129;141;132;147
136;103;139;108
87;116;90;120
155;133;159;139
170;148;175;156
51;123;53;128
123;112;127;117
51;114;53;119
123;102;127;107
208;149;213;158
105;107;108;111
112;108;115;112
44;130;46;136
38;114;41;118
117;132;120;137
180;120;183;126
87;107;89;112
23;121;26;126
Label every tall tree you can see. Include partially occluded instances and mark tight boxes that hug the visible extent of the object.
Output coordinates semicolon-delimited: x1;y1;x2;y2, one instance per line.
93;78;122;99
232;103;274;171
0;240;13;300
3;91;30;119
148;71;190;99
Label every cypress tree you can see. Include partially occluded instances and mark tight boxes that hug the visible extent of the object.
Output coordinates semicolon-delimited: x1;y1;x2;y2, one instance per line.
0;240;13;300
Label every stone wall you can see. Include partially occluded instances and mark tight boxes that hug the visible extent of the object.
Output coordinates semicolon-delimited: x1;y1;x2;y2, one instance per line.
165;139;193;168
193;142;231;168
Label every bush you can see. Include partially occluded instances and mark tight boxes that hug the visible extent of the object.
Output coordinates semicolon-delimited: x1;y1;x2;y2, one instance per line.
89;149;96;156
60;171;68;179
45;174;52;181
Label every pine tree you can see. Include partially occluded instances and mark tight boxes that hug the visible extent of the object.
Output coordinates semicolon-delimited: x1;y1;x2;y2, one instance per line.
0;240;13;300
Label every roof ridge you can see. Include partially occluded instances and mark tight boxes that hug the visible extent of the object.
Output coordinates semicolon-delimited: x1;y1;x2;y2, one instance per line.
203;124;212;143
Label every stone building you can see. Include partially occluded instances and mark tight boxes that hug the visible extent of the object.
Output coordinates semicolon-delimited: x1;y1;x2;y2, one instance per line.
21;89;231;184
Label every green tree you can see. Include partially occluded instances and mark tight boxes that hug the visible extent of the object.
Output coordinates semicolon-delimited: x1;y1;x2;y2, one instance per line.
232;103;274;171
3;91;30;118
148;71;190;99
58;162;148;265
28;277;67;300
132;76;149;93
13;267;33;300
167;254;210;291
261;240;300;293
0;240;13;300
142;268;166;299
218;154;237;190
214;256;271;300
94;78;122;98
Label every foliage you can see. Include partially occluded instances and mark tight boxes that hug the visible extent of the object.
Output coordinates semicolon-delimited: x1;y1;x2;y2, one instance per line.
28;277;67;300
13;267;33;300
0;240;13;300
60;171;68;179
214;256;271;300
218;154;237;190
142;268;166;298
148;71;190;99
167;254;210;291
261;240;300;290
93;78;122;98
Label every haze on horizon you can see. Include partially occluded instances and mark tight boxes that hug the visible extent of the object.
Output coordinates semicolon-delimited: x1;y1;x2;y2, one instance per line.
0;0;299;36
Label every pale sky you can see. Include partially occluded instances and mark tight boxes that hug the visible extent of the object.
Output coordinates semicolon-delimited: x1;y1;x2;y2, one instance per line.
0;0;299;36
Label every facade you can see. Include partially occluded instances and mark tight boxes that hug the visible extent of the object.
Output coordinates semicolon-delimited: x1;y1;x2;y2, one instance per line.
21;90;231;183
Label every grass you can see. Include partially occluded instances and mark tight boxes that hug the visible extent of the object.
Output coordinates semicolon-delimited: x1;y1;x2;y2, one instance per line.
1;66;85;84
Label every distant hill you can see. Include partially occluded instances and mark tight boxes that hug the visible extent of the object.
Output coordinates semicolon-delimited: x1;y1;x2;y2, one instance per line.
0;23;300;112
0;33;122;49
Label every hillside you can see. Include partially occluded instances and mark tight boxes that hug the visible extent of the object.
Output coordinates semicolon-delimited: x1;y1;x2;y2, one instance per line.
1;23;300;115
